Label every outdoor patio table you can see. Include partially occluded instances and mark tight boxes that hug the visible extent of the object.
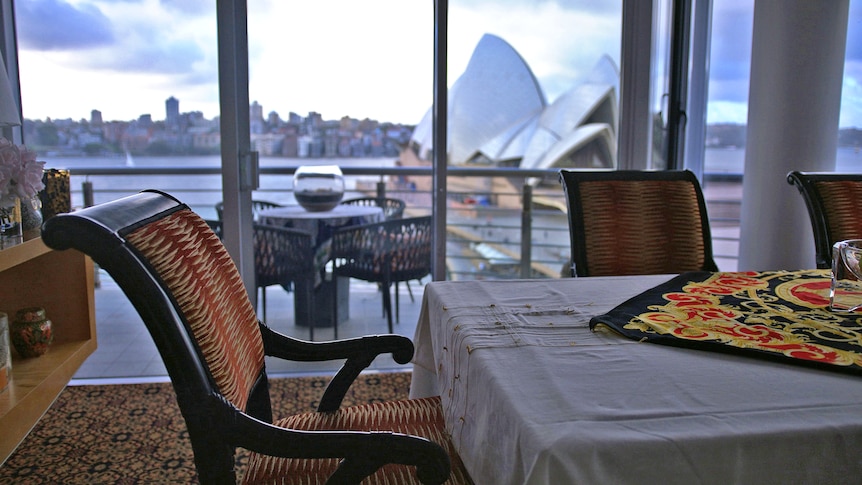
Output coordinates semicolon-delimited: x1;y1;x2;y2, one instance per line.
258;204;384;248
258;204;384;327
410;275;862;484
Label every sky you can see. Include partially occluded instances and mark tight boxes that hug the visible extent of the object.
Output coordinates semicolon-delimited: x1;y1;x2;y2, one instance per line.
12;0;862;128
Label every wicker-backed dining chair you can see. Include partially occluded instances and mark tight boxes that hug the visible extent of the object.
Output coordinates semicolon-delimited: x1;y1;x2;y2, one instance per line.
42;190;470;485
559;169;719;277
253;224;321;339
787;171;862;269
341;196;407;220
340;197;420;317
331;216;432;335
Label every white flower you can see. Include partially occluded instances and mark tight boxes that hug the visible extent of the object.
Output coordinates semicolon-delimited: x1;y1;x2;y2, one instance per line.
0;137;45;203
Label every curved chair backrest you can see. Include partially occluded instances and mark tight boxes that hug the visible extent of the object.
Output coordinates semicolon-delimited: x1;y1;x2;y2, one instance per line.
215;199;283;221
341;196;406;220
787;171;862;269
253;224;315;289
43;190;270;481
42;191;467;484
42;191;459;484
559;169;718;277
331;216;433;334
332;215;432;282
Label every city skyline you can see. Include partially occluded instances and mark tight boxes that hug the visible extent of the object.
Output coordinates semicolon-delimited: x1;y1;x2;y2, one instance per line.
15;1;862;129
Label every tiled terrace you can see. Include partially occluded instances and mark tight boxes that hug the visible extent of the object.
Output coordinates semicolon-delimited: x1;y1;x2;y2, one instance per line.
71;269;427;384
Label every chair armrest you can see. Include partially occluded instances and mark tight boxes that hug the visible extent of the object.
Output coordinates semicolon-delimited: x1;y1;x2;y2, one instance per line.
231;413;450;485
259;323;414;411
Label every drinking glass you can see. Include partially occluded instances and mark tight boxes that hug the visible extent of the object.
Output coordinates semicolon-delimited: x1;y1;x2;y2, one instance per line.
830;239;862;311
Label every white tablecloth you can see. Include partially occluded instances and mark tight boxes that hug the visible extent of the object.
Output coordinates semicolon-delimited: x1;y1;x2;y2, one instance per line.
410;276;862;485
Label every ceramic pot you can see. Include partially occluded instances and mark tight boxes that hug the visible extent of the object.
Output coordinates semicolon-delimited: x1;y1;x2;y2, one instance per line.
11;307;53;358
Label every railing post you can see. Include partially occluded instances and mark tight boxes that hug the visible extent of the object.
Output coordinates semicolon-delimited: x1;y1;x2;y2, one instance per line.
520;184;532;278
82;181;94;208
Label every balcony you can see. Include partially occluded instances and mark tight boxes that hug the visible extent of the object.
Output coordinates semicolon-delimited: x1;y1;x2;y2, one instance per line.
61;164;740;382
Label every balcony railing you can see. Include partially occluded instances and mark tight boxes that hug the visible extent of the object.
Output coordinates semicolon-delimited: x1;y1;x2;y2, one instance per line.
62;164;741;379
68;165;741;280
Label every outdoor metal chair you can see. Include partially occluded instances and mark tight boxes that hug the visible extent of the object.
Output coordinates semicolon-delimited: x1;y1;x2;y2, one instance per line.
340;196;406;220
559;169;719;277
330;216;432;334
787;171;862;269
41;190;470;485
253;223;320;339
341;197;422;312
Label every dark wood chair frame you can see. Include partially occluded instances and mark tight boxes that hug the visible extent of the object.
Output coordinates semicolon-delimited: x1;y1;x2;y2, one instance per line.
42;190;452;484
786;171;862;269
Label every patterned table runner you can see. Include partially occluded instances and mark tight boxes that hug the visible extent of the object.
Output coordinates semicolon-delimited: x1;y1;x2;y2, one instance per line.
590;270;862;376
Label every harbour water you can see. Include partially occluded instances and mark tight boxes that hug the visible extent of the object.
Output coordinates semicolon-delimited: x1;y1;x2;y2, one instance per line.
704;146;862;174
40;147;862;217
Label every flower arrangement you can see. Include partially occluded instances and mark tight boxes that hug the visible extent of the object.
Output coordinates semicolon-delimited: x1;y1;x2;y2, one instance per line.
0;137;44;206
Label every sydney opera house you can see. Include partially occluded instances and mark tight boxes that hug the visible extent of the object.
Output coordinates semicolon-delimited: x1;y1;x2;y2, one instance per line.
400;33;619;206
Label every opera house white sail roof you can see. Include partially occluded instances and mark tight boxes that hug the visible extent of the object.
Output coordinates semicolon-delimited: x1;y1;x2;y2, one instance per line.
410;33;618;172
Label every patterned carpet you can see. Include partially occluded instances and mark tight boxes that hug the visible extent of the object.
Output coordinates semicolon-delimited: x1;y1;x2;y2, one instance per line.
0;371;413;484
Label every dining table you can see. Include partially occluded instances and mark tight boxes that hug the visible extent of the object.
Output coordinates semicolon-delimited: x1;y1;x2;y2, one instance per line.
258;204;384;326
410;274;862;485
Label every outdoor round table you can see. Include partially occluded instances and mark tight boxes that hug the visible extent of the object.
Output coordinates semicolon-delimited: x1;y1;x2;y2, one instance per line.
258;204;385;328
258;204;384;247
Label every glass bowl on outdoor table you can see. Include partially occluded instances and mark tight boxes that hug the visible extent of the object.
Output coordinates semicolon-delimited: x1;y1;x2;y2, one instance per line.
293;165;345;212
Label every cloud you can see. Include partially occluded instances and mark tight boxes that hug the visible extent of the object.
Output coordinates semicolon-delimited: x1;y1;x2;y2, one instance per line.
16;0;114;50
846;2;862;62
160;0;212;15
12;0;862;128
708;3;753;104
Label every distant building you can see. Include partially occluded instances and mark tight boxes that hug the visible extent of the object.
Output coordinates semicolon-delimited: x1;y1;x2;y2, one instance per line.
165;97;180;129
403;33;618;208
407;33;617;172
90;110;102;125
250;101;264;134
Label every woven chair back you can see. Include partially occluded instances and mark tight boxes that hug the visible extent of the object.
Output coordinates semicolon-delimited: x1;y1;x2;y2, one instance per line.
787;171;862;269
341;196;406;220
560;170;718;277
253;224;315;288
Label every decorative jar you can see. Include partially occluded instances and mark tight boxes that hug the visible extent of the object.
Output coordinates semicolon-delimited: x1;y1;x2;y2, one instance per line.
11;307;53;358
20;196;43;240
0;196;22;249
293;165;345;212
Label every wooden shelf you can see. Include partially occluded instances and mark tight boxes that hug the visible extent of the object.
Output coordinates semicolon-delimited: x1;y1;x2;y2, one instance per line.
0;237;96;464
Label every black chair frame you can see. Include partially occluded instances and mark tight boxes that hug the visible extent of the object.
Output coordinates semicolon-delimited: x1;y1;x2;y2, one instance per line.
787;171;862;269
42;190;450;484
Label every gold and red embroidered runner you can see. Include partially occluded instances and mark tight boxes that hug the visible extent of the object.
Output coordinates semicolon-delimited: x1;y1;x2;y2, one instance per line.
590;270;862;376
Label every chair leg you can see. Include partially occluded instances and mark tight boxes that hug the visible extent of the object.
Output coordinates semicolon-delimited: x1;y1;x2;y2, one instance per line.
381;281;394;334
379;282;386;318
306;280;315;342
395;281;400;324
261;287;267;322
406;280;415;302
331;273;339;340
